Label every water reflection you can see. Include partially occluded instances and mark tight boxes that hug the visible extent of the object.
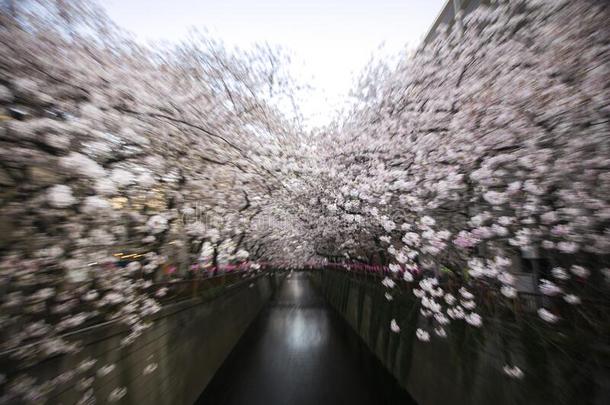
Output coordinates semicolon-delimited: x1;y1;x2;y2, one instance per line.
285;309;328;351
196;272;416;405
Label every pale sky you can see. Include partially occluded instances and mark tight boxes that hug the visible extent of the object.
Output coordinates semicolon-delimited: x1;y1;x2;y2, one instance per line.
102;0;445;128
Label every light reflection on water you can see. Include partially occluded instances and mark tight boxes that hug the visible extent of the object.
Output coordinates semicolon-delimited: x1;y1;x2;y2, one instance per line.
285;309;328;351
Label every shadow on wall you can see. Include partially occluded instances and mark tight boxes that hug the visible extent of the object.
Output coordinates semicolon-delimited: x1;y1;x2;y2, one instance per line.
6;273;278;405
312;269;610;405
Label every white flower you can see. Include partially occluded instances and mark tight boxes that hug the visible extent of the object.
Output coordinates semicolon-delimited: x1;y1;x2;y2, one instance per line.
501;286;517;298
459;287;474;300
541;211;558;224
47;185;76;208
551;267;569;280
498;216;513;226
420;277;438;291
31;287;55;301
78;358;97;372
444;293;456;305
385;292;393;301
82;196;111;214
503;365;524;379
468;258;485;273
382;219;396;232
110;168;136;187
389;263;401;273
104;292;124;305
557;241;579;253
90;228;114;245
413;288;424;298
55;313;88;330
379;236;391;243
155;287;168;297
137;172;155;187
424;299;441;315
67;266;90;283
95;178;118;196
127;261;142;273
381;277;396;289
403;270;414;282
483;191;507;205
25;320;51;336
420;216;435;226
542;240;555;249
570;265;590;278
539;279;562;296
143;363;158;375
390;319;400;333
147;215;168;234
60;152;105;178
395;251;408;263
83;290;99;301
78;376;94;390
236;249;250;260
416;328;430;342
494;256;511;268
563;294;581;305
402;232;420;246
436;230;451;240
461;300;476;310
38;245;64;258
447;306;465;319
497;272;515;285
468;262;485;278
465;313;482;327
538;308;558;323
97;364;116;377
434;327;447;338
108;387;127;402
434;313;449;325
492;224;508;236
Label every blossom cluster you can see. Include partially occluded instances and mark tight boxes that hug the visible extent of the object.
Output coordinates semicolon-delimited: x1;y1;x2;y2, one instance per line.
0;0;303;402
288;0;609;380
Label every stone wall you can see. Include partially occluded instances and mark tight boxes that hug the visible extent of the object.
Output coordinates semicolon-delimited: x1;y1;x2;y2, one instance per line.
311;269;609;405
22;272;280;405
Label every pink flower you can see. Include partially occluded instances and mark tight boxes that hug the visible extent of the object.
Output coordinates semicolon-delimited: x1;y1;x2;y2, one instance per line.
453;231;480;248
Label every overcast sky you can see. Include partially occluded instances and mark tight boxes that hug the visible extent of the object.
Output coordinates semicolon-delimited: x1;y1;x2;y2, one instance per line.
102;0;445;127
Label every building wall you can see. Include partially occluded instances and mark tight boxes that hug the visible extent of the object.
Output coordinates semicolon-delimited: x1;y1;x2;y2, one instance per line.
423;0;487;45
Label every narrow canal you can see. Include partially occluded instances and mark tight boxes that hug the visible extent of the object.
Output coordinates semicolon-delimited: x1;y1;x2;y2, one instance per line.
195;271;416;405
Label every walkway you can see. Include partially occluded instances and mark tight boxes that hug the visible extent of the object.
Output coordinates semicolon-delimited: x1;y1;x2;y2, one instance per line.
195;272;415;405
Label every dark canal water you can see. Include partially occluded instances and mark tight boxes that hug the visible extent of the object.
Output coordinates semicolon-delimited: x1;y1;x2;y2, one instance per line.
195;272;416;405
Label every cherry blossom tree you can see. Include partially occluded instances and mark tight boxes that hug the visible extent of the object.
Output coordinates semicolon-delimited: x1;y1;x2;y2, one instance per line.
287;0;609;376
0;0;608;401
0;0;304;401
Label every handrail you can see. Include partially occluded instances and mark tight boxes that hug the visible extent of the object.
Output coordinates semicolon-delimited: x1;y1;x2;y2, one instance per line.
320;265;610;309
0;270;272;360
